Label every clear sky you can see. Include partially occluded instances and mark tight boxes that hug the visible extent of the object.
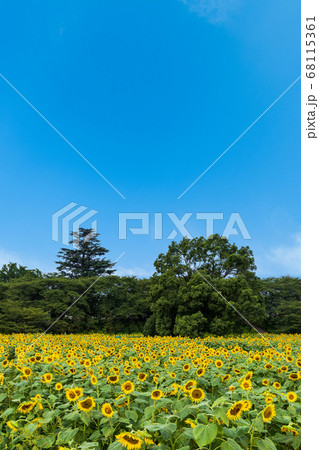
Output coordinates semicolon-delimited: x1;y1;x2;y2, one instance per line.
0;0;300;278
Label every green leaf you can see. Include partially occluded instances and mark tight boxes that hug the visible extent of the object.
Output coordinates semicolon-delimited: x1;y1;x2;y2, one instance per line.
36;435;56;448
193;423;218;447
254;438;277;450
160;423;177;441
108;441;125;450
24;422;39;434
89;430;102;441
253;416;264;432
125;410;138;422
212;396;227;408
145;423;164;432
144;405;155;420
0;393;7;402
64;411;79;421
101;426;113;438
2;407;15;418
56;427;79;445
214;406;229;427
220;438;243;450
292;434;301;450
78;442;100;449
197;413;208;424
81;412;92;426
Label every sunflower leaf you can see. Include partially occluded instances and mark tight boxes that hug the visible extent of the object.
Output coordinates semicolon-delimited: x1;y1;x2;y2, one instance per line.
254;437;277;450
193;423;218;447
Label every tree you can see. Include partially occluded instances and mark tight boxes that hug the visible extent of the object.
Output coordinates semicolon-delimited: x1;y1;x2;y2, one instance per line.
0;262;42;282
260;276;301;333
154;235;256;280
145;236;265;337
56;228;115;278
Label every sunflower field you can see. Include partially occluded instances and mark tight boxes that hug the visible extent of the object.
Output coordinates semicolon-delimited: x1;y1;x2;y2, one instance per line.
0;333;301;449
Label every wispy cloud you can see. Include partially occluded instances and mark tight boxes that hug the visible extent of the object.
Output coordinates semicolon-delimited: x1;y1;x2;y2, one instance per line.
0;248;22;267
0;247;55;274
179;0;241;24
115;266;153;278
256;233;301;277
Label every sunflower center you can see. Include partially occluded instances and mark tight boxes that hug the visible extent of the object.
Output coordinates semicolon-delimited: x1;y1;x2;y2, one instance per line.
192;389;202;398
123;435;139;445
81;399;92;408
264;407;272;418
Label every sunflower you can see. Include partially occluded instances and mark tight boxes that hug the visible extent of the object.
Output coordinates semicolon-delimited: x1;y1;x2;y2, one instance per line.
226;401;243;421
281;425;299;436
189;388;205;403
78;396;96;412
22;367;32;377
244;371;253;381
273;382;281;390
185;419;196;428
183;364;191;371
167;382;179;396
137;372;147;382
222;374;231;382
289;372;300;381
91;375;98;385
241;400;252;412
32;418;44;429
65;389;78;402
265;395;275;404
101;402;114;418
262;404;276;423
215;360;223;368
151;389;163;400
264;363;273;370
55;382;63;391
136;431;155;445
262;379;269;386
196;367;205;377
107;375;119;384
18;401;35;414
74;387;84;398
286;391;297;402
183;379;197;393
240;380;252;391
121;380;135;394
6;421;18;432
116;432;143;450
115;394;129;408
41;373;53;383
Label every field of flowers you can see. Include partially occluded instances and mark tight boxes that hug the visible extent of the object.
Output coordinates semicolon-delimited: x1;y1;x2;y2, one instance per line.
0;333;300;449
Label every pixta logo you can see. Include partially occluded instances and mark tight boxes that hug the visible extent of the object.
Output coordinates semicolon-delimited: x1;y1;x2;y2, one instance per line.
118;213;251;240
52;202;98;246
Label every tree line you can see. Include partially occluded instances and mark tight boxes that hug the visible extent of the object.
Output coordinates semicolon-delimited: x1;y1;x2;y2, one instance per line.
0;229;300;336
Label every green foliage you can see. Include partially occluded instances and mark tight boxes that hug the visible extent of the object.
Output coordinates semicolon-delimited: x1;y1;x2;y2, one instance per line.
260;276;301;333
0;262;42;282
148;236;265;337
0;234;301;336
0;275;150;334
56;228;115;278
174;311;207;337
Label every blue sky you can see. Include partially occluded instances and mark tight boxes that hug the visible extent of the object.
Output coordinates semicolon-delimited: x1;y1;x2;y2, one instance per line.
0;0;300;278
